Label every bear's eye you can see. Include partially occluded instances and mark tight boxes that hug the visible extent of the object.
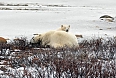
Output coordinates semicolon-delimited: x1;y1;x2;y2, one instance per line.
61;25;63;27
39;34;41;36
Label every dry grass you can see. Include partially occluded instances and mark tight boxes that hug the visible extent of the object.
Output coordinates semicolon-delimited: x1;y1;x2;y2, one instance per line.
0;37;116;78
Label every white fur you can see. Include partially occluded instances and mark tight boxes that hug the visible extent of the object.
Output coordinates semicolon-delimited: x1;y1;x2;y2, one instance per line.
32;30;79;48
49;31;79;48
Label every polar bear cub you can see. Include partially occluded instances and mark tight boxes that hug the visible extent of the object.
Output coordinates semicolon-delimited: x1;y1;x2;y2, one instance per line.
57;25;70;32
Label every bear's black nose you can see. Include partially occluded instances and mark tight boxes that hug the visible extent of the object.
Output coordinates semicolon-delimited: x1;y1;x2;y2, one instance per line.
66;30;68;32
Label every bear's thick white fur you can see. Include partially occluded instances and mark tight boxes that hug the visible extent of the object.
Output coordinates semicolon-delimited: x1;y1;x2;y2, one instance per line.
31;30;79;48
57;25;70;32
30;31;55;45
48;31;79;48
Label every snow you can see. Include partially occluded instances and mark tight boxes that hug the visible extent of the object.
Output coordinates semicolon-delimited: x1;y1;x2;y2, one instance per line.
0;1;116;77
0;0;116;40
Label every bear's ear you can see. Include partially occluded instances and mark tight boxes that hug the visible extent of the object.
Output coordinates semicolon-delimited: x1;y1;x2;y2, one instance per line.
61;25;63;27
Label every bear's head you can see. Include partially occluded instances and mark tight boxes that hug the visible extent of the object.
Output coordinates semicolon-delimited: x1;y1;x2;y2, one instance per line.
60;25;70;32
30;34;42;47
30;33;51;48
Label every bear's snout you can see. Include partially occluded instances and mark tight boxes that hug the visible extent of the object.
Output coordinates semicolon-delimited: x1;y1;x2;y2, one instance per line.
66;29;69;32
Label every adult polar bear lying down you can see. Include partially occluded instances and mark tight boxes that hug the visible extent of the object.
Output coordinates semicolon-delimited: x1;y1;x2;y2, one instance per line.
31;31;79;48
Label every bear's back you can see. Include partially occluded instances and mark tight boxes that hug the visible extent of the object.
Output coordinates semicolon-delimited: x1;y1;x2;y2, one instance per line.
50;31;79;48
53;31;77;41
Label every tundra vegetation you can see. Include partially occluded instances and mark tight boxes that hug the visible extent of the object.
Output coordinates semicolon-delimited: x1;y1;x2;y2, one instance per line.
0;36;116;78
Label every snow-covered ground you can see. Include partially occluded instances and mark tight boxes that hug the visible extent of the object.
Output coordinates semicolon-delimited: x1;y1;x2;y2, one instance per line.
0;0;116;40
0;1;116;77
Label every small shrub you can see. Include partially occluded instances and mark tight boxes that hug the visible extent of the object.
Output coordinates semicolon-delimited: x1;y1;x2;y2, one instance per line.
0;37;116;78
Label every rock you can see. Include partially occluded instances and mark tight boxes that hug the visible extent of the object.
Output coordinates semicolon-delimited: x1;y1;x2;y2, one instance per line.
100;15;114;22
75;35;83;38
0;37;7;43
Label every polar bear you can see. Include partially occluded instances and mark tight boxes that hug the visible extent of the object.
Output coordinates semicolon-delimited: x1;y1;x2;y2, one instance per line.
31;30;79;48
57;25;70;32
